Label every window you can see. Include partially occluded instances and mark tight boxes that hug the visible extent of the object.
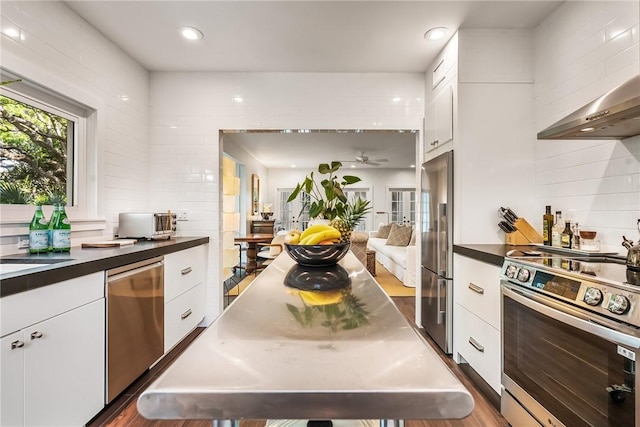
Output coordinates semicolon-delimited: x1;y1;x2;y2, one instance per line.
0;70;95;222
278;189;309;230
343;188;371;232
1;92;75;205
389;188;416;225
278;187;371;231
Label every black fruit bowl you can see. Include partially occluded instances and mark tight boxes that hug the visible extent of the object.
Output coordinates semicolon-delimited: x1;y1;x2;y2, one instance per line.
284;263;351;291
284;242;350;266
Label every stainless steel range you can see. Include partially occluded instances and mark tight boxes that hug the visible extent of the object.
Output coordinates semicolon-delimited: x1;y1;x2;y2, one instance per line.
500;253;640;427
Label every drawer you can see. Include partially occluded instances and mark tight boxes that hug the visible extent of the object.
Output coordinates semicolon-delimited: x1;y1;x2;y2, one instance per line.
454;254;501;329
164;245;206;302
1;272;104;337
455;304;501;394
164;283;205;352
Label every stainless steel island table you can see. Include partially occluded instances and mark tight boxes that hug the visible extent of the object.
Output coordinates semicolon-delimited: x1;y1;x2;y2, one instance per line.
138;252;474;424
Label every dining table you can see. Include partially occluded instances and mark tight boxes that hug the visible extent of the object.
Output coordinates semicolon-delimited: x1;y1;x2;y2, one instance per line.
234;233;274;273
137;252;475;425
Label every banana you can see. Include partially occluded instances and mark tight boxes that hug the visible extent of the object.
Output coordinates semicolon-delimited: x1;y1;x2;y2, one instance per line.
301;228;342;245
299;223;336;240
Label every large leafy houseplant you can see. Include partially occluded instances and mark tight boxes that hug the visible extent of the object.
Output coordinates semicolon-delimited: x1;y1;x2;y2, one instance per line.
287;161;361;221
287;161;371;242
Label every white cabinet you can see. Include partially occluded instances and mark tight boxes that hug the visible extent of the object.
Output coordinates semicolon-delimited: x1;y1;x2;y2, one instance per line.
425;84;453;152
164;244;207;352
0;272;105;427
453;254;502;393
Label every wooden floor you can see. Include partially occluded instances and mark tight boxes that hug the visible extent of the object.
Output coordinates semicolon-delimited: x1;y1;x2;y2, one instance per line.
88;296;508;427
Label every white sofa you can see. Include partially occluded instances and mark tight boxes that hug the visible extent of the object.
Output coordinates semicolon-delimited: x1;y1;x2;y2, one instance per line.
367;230;417;288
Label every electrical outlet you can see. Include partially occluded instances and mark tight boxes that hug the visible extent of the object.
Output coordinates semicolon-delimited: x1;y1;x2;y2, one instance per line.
18;239;30;249
177;210;188;221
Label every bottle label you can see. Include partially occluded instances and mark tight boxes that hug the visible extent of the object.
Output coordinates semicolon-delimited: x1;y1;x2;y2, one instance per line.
29;230;49;250
52;230;71;249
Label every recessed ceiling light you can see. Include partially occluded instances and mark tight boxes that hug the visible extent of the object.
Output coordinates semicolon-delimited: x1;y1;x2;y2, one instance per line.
180;26;204;40
581;127;595;132
424;27;448;41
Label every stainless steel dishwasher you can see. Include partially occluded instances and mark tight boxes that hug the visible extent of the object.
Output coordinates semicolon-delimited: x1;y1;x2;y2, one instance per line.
106;256;164;403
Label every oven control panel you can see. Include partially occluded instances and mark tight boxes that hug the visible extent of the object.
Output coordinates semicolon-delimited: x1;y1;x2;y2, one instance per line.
501;261;638;325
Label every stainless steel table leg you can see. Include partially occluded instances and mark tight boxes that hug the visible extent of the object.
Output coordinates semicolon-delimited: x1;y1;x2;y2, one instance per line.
212;420;239;427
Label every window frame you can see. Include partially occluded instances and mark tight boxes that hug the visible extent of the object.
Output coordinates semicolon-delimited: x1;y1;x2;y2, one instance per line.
0;71;96;223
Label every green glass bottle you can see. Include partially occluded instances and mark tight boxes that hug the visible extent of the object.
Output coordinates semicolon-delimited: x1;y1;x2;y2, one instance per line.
29;205;49;254
48;204;60;252
52;204;71;252
542;205;554;246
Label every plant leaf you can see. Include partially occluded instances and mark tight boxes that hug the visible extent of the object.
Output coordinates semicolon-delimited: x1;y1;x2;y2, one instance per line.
318;163;331;174
286;183;302;202
342;175;361;185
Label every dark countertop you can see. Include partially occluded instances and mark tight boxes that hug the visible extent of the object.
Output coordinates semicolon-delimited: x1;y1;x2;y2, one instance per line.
0;236;209;298
453;243;537;267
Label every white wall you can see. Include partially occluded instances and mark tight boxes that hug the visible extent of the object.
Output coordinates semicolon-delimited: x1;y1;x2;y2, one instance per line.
533;0;640;253
0;1;149;255
222;140;269;234
148;72;424;320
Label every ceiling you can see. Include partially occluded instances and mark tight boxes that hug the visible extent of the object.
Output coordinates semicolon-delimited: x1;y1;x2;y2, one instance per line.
223;130;418;169
64;0;563;169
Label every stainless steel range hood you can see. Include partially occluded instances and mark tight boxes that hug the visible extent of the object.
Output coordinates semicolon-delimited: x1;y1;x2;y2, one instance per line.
537;74;640;140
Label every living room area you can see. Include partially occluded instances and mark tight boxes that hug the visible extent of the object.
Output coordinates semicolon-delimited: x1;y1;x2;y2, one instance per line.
222;129;419;295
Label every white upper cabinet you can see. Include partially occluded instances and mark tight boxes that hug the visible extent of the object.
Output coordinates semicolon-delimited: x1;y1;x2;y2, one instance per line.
425;85;453;153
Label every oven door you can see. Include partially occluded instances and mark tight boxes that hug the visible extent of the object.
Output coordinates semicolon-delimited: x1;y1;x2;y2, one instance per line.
502;283;640;427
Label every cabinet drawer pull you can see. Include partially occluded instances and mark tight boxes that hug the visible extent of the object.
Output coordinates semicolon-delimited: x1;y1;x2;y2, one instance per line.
30;331;43;339
468;337;485;353
181;309;193;320
181;267;193;275
11;340;24;349
468;282;485;294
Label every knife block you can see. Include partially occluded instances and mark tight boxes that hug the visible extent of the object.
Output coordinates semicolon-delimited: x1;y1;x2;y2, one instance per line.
505;218;543;245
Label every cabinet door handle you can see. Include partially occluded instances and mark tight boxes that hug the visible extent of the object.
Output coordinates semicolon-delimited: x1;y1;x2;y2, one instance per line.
30;331;43;340
181;267;193;275
181;309;193;320
468;282;485;294
11;340;24;349
468;337;485;353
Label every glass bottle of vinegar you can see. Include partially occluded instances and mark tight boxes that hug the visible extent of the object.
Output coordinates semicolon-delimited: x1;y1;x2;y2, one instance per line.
561;220;573;249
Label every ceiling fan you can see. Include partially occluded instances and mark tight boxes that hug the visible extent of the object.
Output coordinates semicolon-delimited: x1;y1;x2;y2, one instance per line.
341;152;389;167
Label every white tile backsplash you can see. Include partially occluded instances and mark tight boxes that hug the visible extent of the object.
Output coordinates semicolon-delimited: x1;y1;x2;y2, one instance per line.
149;71;424;317
0;1;149;255
533;0;639;253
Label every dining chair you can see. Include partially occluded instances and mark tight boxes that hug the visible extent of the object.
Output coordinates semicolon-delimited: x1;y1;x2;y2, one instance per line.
255;233;286;275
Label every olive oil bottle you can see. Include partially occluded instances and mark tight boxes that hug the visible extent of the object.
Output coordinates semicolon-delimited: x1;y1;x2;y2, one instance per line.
543;205;554;246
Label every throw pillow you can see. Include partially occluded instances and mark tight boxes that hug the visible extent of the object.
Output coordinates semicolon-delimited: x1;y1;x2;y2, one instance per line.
409;229;416;246
386;223;413;246
377;223;392;239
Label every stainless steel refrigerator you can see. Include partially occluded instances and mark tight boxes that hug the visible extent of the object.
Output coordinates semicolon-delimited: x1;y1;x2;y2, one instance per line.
420;150;453;354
